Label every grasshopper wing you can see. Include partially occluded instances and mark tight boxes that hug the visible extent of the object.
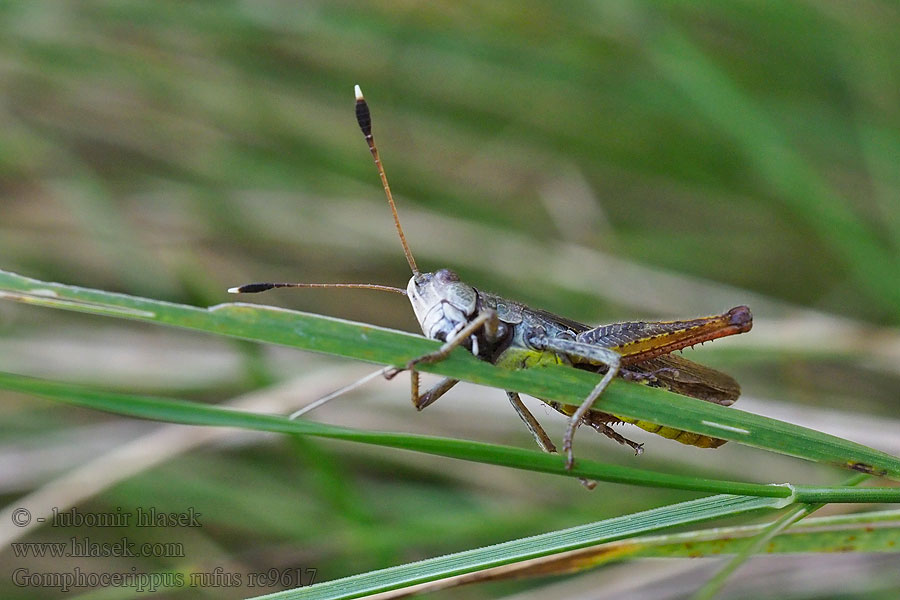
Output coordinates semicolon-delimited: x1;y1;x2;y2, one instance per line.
612;355;740;448
633;354;740;406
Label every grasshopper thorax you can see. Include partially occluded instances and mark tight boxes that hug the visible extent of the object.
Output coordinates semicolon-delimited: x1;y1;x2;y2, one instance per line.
407;269;477;342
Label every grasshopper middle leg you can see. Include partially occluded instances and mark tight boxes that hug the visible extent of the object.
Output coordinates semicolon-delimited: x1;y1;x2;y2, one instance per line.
412;377;459;411
508;391;596;489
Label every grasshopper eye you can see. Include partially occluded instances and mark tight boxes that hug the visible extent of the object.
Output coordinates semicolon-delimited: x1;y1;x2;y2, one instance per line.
435;269;460;284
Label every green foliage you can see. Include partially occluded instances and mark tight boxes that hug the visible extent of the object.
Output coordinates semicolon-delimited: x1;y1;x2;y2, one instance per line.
2;2;899;598
2;271;899;598
4;269;900;485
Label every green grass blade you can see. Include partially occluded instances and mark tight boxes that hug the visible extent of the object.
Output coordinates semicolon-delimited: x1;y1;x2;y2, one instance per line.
387;511;900;592
622;509;900;559
2;268;900;479
507;510;900;579
243;494;785;600
3;370;900;505
691;473;867;600
0;370;776;496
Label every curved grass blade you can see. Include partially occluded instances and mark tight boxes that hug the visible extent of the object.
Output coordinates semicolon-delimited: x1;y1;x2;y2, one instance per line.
238;494;819;600
3;370;900;505
0;370;778;496
691;473;868;600
456;509;900;587
2;268;900;479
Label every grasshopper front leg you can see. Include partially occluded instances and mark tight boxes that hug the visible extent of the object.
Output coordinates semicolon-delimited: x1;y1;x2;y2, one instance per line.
411;377;459;411
402;372;595;488
387;309;500;410
528;335;627;469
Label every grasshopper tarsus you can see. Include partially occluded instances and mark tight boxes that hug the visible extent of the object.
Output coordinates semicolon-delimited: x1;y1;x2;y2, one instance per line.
563;436;577;471
415;377;459;411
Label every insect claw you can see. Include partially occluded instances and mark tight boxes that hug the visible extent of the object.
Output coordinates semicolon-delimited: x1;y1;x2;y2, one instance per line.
383;367;403;380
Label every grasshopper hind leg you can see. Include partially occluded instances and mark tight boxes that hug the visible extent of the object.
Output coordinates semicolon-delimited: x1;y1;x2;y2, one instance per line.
584;418;644;455
546;400;644;456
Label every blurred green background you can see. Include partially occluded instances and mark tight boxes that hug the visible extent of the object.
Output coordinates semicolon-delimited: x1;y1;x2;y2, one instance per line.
1;1;898;599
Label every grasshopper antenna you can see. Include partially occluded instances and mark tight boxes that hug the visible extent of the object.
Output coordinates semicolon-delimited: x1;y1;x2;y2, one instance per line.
230;88;417;297
355;84;419;276
228;282;406;295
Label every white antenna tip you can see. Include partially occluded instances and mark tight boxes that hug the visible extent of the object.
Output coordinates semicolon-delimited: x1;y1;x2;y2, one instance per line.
354;84;363;101
227;287;241;294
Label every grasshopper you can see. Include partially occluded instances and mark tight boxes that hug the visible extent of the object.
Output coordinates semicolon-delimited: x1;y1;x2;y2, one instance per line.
230;85;753;474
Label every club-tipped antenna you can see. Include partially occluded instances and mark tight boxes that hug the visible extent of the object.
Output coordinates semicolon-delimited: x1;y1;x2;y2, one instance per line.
228;282;406;295
354;84;419;276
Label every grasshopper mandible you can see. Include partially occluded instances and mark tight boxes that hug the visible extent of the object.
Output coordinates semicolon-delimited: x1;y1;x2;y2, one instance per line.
230;85;753;473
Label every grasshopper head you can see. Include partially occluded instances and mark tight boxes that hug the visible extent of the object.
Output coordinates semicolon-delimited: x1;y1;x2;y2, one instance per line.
407;269;477;342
